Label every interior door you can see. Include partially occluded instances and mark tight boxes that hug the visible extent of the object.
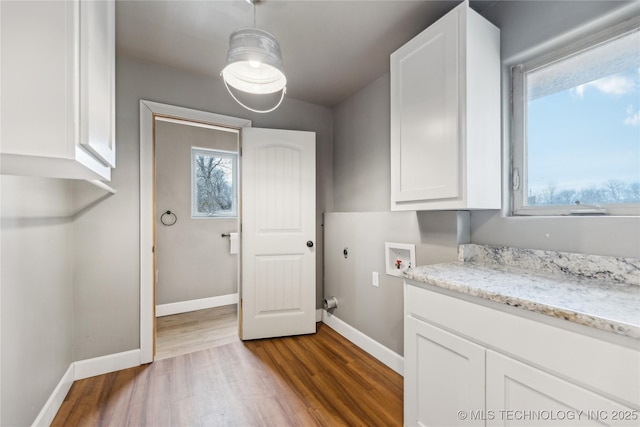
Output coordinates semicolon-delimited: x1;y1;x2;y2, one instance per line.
241;127;316;340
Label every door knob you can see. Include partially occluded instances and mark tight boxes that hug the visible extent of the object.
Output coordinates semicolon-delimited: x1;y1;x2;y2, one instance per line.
306;240;314;248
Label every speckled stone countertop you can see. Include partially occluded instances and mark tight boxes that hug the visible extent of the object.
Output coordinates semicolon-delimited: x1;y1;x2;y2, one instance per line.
403;244;640;339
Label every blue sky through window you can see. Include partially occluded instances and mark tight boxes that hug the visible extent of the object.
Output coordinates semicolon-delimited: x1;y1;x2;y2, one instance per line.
526;67;640;205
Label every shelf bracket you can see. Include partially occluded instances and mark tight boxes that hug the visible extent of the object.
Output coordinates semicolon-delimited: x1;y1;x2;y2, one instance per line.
85;179;117;194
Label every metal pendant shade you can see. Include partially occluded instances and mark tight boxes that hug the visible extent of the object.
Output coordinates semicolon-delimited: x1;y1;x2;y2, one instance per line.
221;0;287;114
222;28;286;95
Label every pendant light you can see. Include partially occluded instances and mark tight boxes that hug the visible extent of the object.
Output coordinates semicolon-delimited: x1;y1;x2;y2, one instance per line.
221;1;287;113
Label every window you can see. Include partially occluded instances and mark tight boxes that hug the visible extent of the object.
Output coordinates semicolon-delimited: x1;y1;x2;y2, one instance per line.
512;18;640;216
191;147;238;218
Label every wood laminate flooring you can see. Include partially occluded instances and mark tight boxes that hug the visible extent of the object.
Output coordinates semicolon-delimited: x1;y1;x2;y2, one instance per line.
155;305;239;360
52;323;403;427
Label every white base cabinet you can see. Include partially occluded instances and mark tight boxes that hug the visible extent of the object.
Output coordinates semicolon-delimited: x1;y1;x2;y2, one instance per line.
405;316;485;426
486;351;638;427
1;0;115;181
404;281;640;427
390;1;501;211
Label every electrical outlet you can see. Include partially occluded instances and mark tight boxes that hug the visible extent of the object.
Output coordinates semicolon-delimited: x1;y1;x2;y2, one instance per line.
372;271;380;287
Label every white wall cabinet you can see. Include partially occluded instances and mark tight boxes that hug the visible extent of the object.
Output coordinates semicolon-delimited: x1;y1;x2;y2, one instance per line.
405;282;640;427
1;0;115;181
390;1;501;211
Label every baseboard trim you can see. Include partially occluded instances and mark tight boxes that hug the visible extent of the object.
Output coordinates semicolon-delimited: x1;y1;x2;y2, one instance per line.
321;310;404;376
156;293;239;317
74;349;141;381
34;308;401;425
31;364;75;427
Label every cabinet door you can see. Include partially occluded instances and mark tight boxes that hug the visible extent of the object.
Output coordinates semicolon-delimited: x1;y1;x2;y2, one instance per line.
391;5;460;205
80;0;116;167
405;316;485;427
0;0;76;158
486;350;639;427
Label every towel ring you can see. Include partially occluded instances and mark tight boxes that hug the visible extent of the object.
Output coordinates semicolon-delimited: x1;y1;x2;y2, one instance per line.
161;210;177;226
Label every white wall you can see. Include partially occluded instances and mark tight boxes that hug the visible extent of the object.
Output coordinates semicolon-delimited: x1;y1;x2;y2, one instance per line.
72;55;333;360
155;119;238;305
1;176;74;426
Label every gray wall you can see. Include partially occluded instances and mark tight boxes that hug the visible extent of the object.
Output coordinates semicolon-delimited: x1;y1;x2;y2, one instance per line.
155;120;238;305
324;211;468;355
333;74;391;212
471;0;640;259
72;55;333;360
329;71;469;356
1;176;74;426
326;0;640;361
3;3;637;423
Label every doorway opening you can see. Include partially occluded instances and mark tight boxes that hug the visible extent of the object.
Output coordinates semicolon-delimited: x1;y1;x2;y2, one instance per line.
140;101;317;364
153;116;240;360
139;100;251;363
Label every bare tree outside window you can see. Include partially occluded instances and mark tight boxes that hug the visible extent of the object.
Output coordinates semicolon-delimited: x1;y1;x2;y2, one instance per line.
192;148;237;217
528;180;640;206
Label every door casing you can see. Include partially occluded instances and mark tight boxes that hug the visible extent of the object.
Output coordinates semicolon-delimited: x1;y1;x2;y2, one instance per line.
139;100;251;364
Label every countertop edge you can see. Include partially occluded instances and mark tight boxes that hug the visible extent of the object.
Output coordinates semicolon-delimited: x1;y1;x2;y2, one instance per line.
403;267;640;340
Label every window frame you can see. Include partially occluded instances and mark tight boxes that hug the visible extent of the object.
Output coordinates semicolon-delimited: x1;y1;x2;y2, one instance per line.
511;16;640;217
191;146;239;219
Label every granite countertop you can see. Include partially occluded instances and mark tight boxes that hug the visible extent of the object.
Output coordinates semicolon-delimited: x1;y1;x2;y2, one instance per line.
403;244;640;339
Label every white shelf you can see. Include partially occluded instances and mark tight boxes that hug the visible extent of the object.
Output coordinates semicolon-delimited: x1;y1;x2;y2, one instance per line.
85;179;117;194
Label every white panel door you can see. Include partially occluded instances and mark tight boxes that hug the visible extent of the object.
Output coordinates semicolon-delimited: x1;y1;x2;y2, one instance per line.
241;128;316;340
405;316;485;427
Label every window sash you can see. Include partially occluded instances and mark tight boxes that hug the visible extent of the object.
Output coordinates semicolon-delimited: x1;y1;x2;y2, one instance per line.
511;17;640;217
191;147;238;218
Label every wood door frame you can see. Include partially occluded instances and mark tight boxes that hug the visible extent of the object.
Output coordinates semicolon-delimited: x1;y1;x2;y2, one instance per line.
139;100;251;364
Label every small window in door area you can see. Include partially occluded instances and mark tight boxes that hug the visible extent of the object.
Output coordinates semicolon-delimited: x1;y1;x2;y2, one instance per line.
511;19;640;216
191;147;238;218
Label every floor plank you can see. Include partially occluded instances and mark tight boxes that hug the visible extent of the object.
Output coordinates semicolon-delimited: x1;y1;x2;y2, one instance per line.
155;304;239;360
52;323;403;427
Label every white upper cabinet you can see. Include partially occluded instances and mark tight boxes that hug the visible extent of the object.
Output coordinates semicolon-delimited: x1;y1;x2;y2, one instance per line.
79;0;116;169
390;1;501;211
1;0;115;181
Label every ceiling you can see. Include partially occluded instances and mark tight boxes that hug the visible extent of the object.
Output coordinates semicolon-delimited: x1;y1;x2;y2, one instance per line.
116;0;498;108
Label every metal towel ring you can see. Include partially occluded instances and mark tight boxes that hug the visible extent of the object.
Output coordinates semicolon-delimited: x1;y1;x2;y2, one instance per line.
160;210;177;226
